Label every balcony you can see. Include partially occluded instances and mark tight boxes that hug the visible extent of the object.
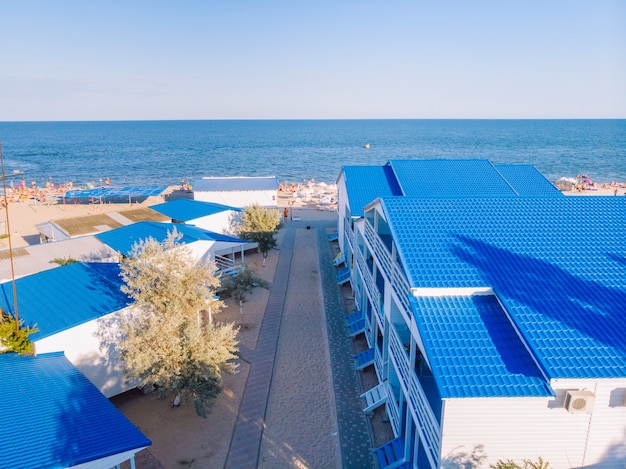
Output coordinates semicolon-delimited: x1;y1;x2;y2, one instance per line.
388;326;441;465
354;247;383;326
364;221;411;314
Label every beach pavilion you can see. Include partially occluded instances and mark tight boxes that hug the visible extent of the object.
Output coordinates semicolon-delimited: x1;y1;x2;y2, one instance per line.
335;159;626;468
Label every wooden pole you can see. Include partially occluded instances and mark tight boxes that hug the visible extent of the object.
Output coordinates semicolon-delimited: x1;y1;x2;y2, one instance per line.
0;142;20;331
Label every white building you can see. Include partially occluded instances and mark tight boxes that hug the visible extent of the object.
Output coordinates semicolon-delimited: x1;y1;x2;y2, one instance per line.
95;220;250;275
0;262;136;397
336;160;626;468
192;176;279;208
149;198;242;235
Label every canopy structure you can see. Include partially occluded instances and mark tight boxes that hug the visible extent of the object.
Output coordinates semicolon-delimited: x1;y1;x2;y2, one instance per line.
61;185;168;204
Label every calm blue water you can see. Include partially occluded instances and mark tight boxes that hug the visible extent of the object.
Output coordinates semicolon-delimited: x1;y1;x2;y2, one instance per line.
0;120;624;187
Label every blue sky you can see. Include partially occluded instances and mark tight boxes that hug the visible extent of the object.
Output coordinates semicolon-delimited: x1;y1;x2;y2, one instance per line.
1;1;624;120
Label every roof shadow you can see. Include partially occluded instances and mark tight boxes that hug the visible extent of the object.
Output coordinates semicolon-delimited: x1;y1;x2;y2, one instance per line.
451;234;626;362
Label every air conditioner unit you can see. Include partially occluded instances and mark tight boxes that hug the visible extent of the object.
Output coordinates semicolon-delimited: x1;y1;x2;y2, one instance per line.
564;390;595;414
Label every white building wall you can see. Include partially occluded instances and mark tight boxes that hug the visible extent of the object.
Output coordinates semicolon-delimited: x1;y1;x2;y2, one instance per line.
34;309;135;398
194;190;277;208
440;380;626;468
336;172;348;250
185;210;240;234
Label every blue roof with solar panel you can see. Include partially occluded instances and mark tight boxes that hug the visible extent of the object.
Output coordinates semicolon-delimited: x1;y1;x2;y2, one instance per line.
149;198;241;222
379;196;626;383
0;352;150;469
0;262;129;341
96;221;247;257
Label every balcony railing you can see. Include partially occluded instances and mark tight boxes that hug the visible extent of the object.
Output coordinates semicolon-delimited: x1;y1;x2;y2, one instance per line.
374;346;385;382
384;381;401;436
364;222;411;314
389;326;441;466
354;247;383;326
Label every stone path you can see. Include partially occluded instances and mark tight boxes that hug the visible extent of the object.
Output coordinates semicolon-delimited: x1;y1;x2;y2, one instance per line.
314;221;374;469
223;219;374;468
224;224;296;468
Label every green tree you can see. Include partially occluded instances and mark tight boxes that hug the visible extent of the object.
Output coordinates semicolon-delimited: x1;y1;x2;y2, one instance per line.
0;310;38;354
51;256;78;266
117;229;239;417
220;265;269;315
490;457;551;469
236;204;282;267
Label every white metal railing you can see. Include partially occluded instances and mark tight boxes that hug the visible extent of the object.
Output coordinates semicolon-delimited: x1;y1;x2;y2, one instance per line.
354;247;383;326
384;381;401;436
214;254;243;276
374;346;384;382
215;254;235;270
389;326;441;465
364;222;411;314
344;223;355;255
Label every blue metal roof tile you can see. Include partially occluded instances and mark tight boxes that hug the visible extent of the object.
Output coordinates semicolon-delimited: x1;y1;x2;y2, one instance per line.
342;165;402;218
150;198;241;221
0;262;129;341
384;196;626;380
0;353;150;468
96;221;246;257
387;159;524;198
493;164;563;197
411;294;552;398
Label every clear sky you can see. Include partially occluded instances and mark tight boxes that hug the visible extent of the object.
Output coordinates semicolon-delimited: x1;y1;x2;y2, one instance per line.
1;0;625;121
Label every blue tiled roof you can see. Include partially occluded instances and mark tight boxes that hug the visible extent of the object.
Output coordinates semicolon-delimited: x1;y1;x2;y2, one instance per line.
150;199;241;221
494;164;563;197
388;159;519;197
0;353;150;468
342;165;402;217
0;262;129;341
96;221;246;257
382;196;626;380
193;176;278;192
411;295;552;398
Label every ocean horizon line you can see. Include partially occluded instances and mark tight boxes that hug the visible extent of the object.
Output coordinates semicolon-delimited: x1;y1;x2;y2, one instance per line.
1;117;625;124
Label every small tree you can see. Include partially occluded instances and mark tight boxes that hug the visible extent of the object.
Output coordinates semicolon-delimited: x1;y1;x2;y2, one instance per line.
117;229;239;417
237;204;282;267
51;256;78;266
0;310;38;354
220;265;269;315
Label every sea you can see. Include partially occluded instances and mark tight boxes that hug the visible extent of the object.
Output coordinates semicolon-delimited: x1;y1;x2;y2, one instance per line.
0;119;624;188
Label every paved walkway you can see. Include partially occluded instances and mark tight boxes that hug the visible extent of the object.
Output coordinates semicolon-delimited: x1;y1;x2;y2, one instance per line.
224;224;296;468
224;219;373;468
315;221;374;469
